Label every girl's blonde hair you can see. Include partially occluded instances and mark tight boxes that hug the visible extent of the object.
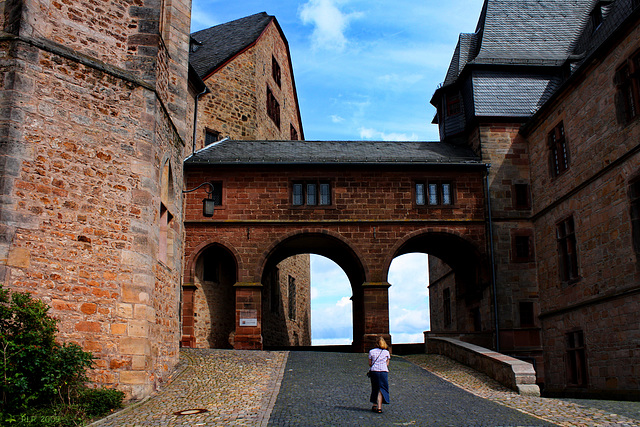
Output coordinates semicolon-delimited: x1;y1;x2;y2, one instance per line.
377;336;388;350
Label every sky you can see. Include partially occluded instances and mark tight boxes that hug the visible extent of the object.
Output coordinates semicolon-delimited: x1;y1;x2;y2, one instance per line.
190;0;486;344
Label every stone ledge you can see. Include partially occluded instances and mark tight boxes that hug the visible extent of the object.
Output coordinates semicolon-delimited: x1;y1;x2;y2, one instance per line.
425;335;540;396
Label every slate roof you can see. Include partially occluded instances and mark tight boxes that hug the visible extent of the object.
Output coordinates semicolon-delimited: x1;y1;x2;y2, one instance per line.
435;0;602;120
190;12;273;79
184;140;482;166
443;33;479;86
473;0;592;65
473;71;562;117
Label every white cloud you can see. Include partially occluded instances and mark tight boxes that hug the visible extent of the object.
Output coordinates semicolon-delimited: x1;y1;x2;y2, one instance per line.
336;296;351;308
299;0;360;51
359;127;419;141
190;2;220;32
330;114;345;123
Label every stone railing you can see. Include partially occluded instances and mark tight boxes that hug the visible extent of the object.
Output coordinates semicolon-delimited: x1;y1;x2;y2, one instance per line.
425;335;540;396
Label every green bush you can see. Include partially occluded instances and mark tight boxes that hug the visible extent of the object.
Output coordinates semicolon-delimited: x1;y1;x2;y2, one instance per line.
0;286;123;426
76;388;125;417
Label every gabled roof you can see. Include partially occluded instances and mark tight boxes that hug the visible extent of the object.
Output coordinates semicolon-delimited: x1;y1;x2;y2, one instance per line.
184;140;482;166
443;33;479;86
190;12;274;79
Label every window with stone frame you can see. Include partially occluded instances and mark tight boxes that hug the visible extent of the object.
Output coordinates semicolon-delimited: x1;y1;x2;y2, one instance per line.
266;86;280;128
511;230;534;263
548;121;569;177
513;183;531;209
556;216;580;283
292;180;331;207
272;55;281;87
519;301;535;327
205;129;221;146
566;330;588;386
290;124;299;140
629;176;640;255
614;49;640;125
415;180;453;207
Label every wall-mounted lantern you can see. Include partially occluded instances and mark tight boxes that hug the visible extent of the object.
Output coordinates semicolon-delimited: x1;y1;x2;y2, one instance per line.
183;182;215;217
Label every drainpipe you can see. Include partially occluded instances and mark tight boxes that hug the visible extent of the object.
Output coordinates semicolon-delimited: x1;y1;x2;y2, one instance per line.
192;86;210;154
484;163;500;352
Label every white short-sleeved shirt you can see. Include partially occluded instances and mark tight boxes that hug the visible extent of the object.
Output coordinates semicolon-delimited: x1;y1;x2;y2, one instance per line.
369;348;390;372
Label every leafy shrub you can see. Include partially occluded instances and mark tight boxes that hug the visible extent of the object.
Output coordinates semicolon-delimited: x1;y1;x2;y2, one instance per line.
0;286;122;426
76;388;124;417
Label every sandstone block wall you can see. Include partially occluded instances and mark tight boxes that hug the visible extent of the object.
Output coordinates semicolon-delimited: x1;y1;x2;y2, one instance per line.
183;163;489;349
525;22;640;395
194;20;303;148
184;17;308;349
0;0;193;399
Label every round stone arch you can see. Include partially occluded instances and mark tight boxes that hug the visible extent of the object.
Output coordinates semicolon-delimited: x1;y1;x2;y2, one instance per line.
184;239;241;284
384;229;488;283
385;229;493;346
257;230;369;287
181;241;241;349
255;230;369;350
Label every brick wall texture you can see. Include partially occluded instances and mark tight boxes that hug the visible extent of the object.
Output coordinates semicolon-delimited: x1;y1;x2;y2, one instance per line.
183;18;309;349
184;164;488;350
524;22;640;394
0;0;192;399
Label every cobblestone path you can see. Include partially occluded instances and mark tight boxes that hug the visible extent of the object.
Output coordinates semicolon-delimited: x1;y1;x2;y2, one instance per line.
90;349;640;427
267;351;555;426
406;354;640;427
91;349;287;426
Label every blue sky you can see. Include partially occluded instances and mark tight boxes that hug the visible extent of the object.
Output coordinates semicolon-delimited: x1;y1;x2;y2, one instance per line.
190;0;485;344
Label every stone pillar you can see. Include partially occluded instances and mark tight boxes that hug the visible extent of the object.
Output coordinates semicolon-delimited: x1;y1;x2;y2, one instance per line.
233;282;263;350
361;282;392;352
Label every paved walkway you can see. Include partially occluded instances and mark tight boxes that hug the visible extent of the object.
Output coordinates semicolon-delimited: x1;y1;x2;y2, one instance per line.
91;349;640;427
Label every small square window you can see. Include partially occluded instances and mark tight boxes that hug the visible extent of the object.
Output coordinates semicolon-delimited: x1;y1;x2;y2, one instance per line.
292;181;331;207
205;129;220;146
415;180;453;207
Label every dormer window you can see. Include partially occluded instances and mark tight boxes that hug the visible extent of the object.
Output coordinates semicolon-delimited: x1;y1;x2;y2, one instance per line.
446;94;461;116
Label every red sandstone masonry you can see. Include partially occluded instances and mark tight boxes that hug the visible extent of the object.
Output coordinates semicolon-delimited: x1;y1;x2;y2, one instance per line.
1;0;192;400
524;23;640;395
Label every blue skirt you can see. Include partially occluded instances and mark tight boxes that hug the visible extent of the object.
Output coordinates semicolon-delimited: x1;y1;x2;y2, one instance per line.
369;371;390;404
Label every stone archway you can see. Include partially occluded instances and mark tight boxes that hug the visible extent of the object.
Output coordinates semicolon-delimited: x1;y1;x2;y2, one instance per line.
182;243;238;348
387;231;493;348
257;231;368;349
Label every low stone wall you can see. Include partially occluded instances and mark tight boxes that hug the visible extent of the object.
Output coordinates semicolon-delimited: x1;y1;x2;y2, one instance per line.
425;335;540;396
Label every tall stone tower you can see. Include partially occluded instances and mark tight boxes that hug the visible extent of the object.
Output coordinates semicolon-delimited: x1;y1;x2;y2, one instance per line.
0;0;193;398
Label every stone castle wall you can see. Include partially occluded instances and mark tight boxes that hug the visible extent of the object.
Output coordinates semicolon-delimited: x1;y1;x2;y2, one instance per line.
525;22;640;394
0;0;192;398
